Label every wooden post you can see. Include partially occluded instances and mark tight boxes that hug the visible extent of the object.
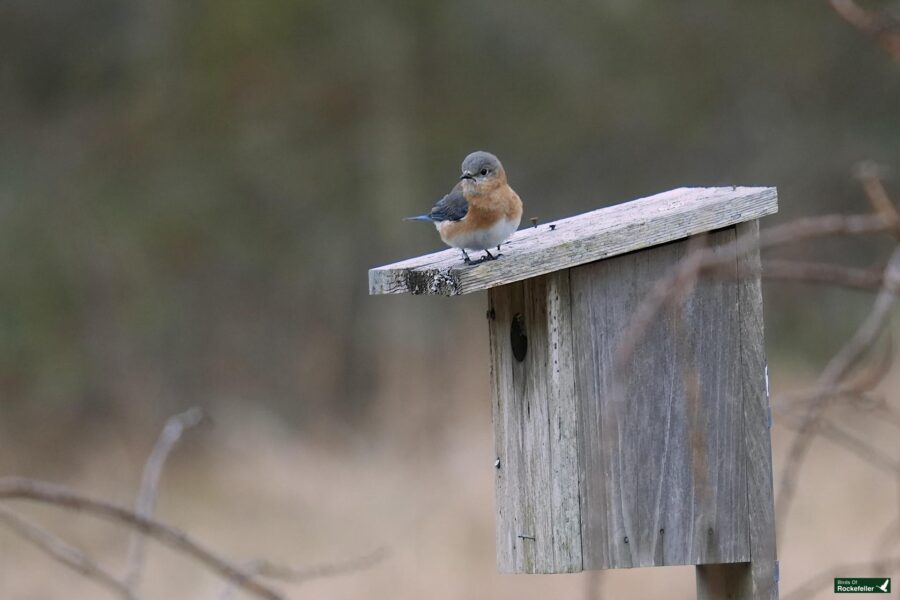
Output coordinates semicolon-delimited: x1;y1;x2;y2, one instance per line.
370;187;779;599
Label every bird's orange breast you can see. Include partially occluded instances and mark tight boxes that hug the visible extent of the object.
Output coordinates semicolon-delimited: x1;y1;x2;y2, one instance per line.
465;183;523;227
439;183;523;244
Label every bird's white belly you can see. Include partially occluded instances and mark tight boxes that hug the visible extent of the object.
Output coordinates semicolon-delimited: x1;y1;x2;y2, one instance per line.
440;216;520;250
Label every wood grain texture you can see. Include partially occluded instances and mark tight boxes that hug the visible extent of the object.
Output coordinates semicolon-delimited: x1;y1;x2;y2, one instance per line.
572;228;750;569
738;220;779;599
696;220;778;598
489;272;583;574
369;186;777;296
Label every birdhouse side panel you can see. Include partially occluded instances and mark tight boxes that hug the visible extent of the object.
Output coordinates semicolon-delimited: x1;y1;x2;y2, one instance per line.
572;227;751;569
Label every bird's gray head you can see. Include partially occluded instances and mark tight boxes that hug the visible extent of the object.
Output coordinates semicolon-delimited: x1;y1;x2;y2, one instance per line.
459;151;505;186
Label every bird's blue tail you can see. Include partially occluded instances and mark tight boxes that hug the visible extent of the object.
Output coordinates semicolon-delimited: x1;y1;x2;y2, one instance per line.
403;215;433;222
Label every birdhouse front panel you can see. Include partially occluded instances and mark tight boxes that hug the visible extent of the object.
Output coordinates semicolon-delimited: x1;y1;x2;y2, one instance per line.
488;270;582;574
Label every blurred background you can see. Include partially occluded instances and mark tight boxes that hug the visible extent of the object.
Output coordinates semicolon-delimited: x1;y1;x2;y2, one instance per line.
1;1;898;598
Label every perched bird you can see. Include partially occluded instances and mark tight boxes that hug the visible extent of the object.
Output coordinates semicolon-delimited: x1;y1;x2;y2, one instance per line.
406;151;523;264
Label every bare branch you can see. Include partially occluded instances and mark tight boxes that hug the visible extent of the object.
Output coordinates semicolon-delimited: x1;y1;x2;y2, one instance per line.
755;213;891;250
820;250;900;384
616;213;892;367
253;546;389;583
0;505;134;600
218;548;389;600
776;331;892;413
775;388;883;409
777;409;900;473
758;259;884;291
775;389;900;433
841;330;894;392
856;162;900;237
0;478;283;600
125;407;204;592
830;0;900;65
775;246;900;536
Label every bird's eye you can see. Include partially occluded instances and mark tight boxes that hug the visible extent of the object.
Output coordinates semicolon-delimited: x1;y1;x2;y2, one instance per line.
480;168;488;176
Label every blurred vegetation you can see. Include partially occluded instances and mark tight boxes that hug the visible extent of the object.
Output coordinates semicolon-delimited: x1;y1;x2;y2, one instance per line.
0;1;898;430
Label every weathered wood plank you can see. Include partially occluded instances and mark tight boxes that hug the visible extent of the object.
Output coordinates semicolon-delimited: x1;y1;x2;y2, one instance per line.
370;186;777;296
544;272;582;571
489;272;582;574
696;220;778;598
572;228;750;569
738;219;779;599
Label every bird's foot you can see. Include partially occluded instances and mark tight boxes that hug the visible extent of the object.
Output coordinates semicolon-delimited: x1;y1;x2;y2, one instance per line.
461;250;473;265
481;249;498;262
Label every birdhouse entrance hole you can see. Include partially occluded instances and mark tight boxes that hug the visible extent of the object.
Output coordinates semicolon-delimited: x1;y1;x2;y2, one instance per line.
510;314;528;362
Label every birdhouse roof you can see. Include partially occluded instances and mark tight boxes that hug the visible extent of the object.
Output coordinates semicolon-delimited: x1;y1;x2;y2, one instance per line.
368;186;777;296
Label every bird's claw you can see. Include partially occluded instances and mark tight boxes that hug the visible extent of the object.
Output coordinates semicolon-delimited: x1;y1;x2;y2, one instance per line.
462;249;503;265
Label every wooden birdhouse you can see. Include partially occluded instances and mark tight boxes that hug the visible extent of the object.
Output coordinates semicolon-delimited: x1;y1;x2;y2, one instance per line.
369;187;779;599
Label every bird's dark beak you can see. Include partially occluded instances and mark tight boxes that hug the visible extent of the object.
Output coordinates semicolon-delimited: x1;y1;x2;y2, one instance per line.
459;171;474;181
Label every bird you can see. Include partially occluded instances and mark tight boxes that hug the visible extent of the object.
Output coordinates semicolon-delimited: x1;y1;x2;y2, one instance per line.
405;151;523;264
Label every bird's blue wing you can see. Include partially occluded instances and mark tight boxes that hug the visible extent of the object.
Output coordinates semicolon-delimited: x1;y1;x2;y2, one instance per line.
429;187;468;222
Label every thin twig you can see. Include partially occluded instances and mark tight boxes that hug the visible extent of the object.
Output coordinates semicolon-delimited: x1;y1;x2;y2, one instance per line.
776;333;892;408
775;388;884;410
775;391;900;432
252;546;389;583
218;547;389;600
0;478;283;600
616;213;893;367
124;407;204;592
842;330;894;392
775;246;900;536
755;214;891;250
777;409;900;473
758;259;884;291
0;505;134;600
857;162;900;237
829;0;900;65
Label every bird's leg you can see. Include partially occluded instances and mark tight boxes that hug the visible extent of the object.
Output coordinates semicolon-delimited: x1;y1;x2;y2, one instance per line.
461;249;473;264
495;244;503;257
482;248;496;262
